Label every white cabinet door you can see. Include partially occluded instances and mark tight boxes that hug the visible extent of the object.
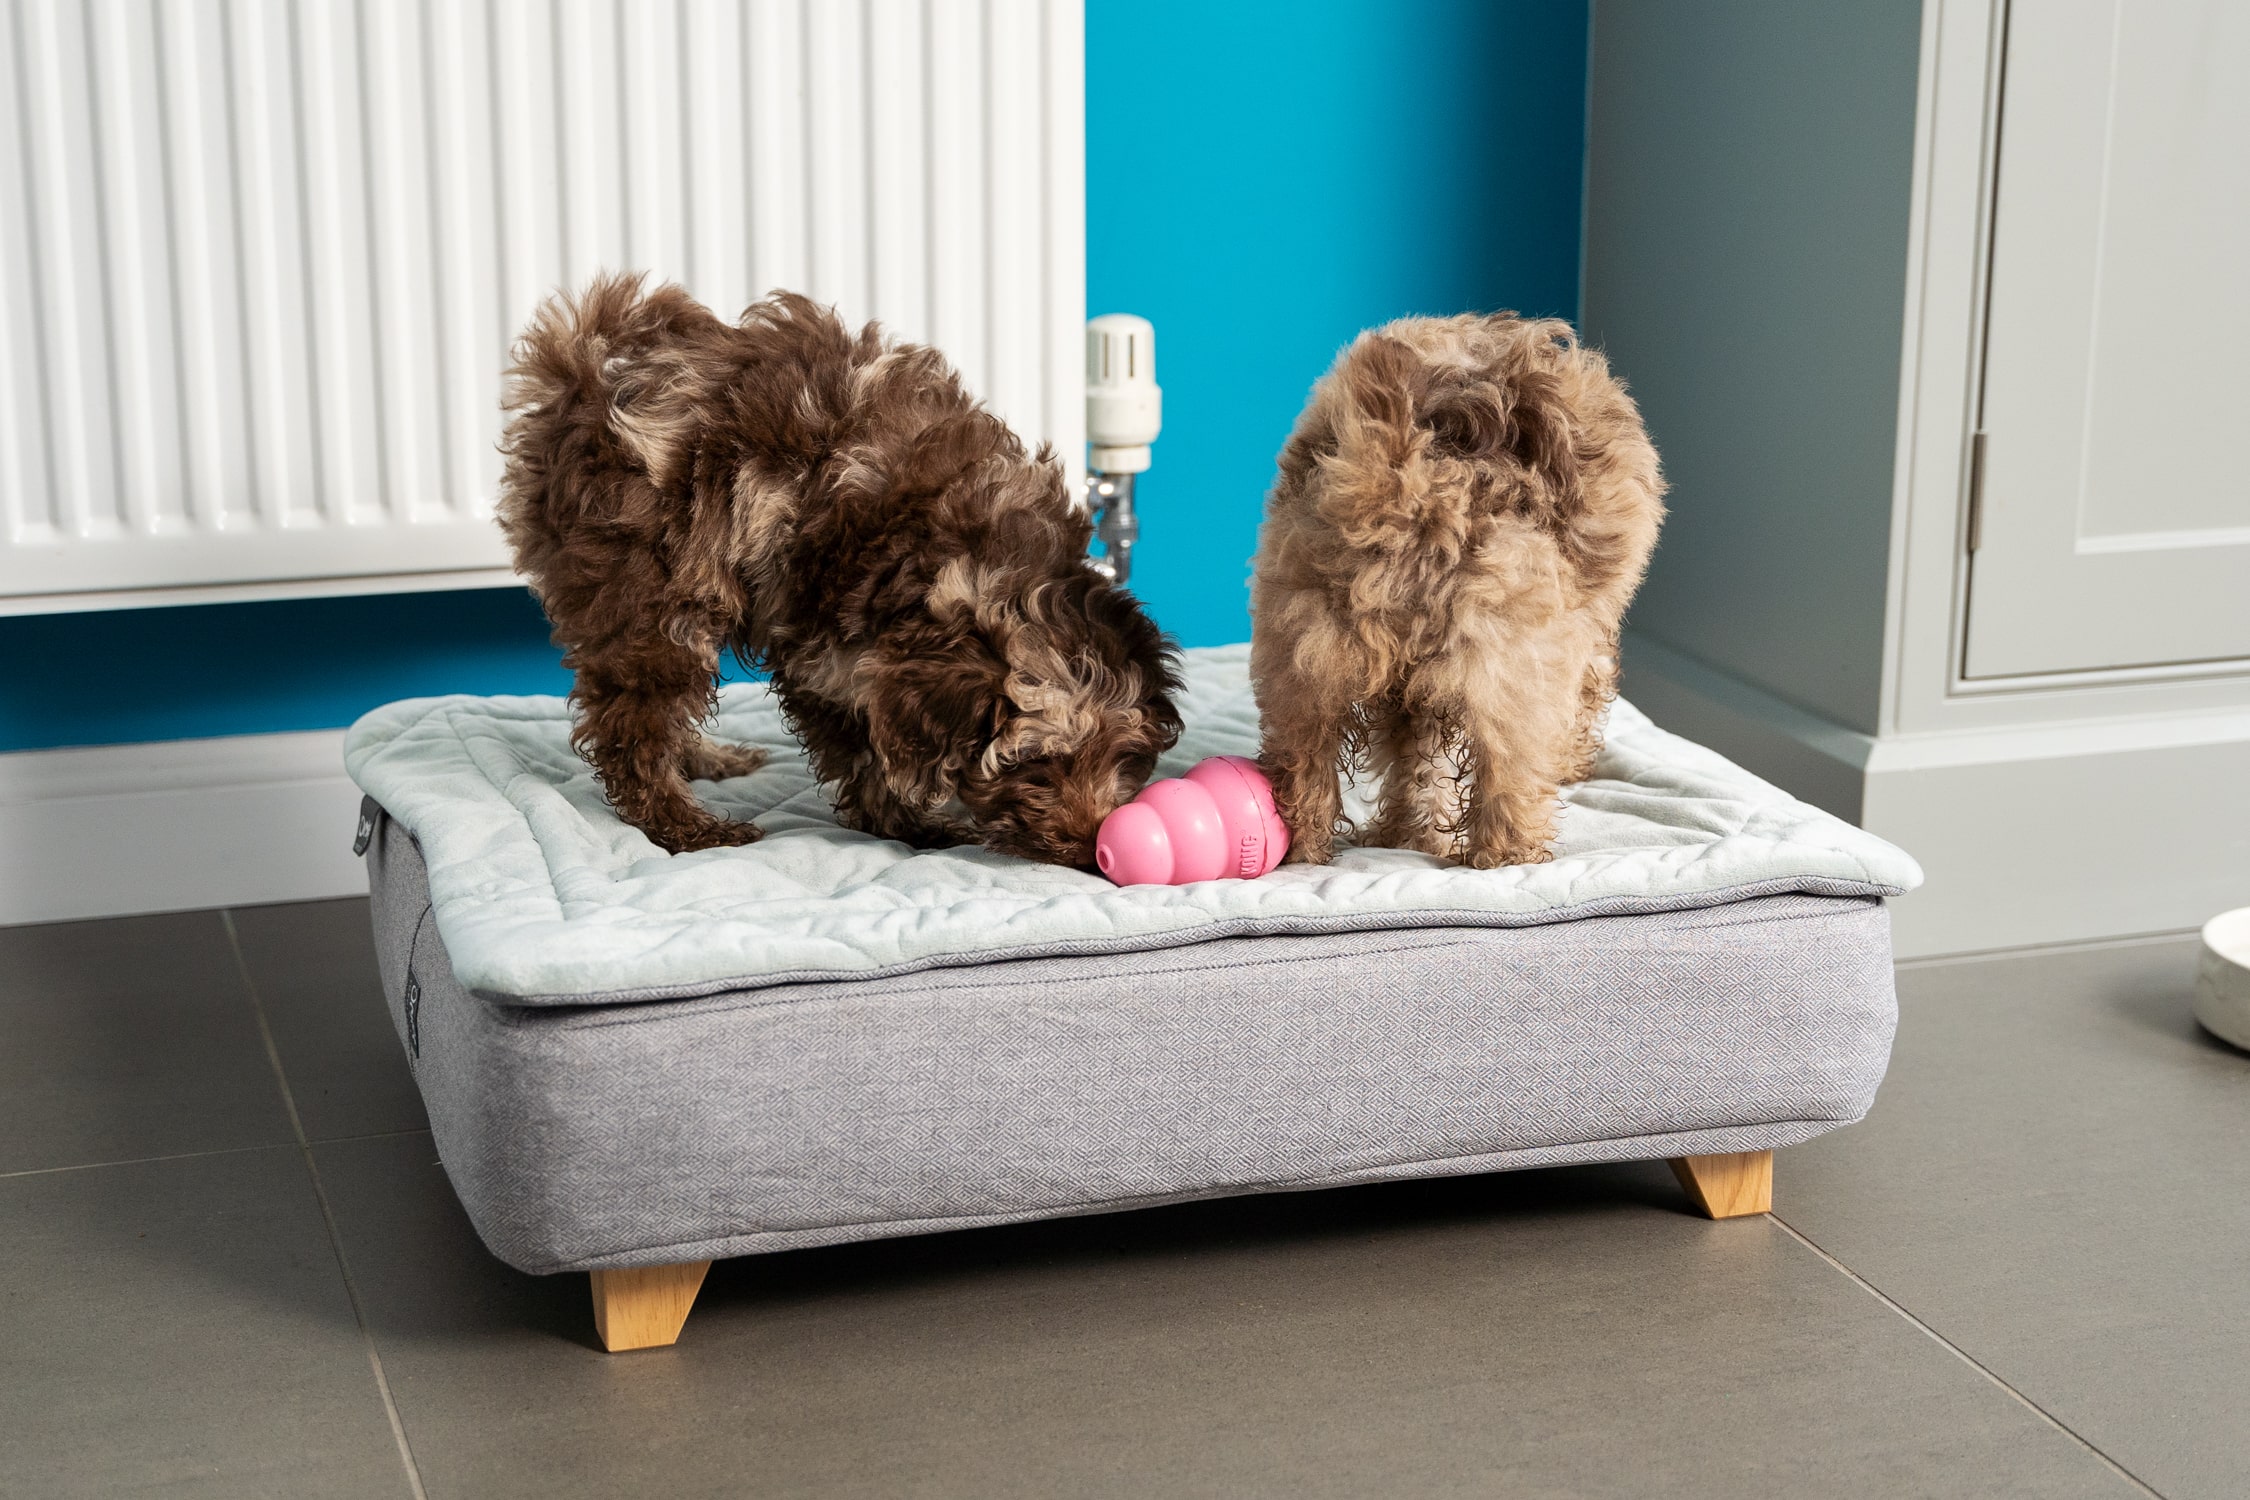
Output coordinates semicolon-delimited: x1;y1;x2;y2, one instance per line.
1966;0;2250;678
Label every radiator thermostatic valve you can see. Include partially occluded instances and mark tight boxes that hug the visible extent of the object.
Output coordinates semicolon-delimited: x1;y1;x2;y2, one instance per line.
1085;313;1160;585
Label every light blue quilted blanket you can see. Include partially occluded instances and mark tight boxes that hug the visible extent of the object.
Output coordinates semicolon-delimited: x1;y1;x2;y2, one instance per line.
344;644;1922;1001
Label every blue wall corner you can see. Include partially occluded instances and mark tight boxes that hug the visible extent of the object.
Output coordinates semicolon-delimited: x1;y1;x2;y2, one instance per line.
0;590;574;752
1089;0;1589;650
0;0;1587;754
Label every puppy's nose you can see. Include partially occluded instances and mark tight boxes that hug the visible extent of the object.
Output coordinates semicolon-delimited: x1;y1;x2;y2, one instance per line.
1054;807;1107;869
1074;793;1117;843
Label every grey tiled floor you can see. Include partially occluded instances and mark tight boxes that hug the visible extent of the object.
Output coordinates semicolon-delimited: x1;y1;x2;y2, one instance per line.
2;901;2240;1498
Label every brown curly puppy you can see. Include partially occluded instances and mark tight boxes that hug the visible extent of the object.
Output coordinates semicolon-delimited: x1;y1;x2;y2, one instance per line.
1250;313;1665;869
498;274;1182;863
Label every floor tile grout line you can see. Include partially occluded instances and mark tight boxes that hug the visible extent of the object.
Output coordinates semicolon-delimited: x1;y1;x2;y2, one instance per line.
0;1128;436;1183
1767;1213;2165;1499
1897;927;2199;970
222;910;431;1500
0;1142;287;1181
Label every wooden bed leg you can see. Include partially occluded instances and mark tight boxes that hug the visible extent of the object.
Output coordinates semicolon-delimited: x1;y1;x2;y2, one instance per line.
1668;1150;1774;1219
590;1260;710;1352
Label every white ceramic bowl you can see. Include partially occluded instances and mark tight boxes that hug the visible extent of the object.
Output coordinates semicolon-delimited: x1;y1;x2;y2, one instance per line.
2194;907;2250;1052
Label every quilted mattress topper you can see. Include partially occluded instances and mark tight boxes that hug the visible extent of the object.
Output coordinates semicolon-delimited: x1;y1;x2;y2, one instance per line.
343;644;1922;1004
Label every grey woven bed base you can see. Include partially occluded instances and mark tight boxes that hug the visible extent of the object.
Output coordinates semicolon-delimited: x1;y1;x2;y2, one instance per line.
365;812;1898;1276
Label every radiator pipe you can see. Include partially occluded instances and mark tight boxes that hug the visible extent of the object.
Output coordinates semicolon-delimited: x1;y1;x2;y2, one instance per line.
1086;471;1139;586
1084;314;1160;587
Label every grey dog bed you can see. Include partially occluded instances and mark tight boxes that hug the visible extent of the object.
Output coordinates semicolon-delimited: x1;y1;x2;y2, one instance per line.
364;811;1898;1276
350;648;1917;1310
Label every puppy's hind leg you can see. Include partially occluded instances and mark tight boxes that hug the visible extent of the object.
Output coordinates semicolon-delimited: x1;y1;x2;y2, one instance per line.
571;636;763;853
1456;695;1570;871
1253;639;1358;867
1564;638;1621;785
1362;695;1454;859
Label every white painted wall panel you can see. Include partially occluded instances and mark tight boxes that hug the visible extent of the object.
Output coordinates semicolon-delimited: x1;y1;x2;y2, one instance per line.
0;0;1084;613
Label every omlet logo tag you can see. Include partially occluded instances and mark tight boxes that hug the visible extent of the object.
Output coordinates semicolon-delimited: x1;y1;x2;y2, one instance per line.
405;974;422;1060
353;796;378;855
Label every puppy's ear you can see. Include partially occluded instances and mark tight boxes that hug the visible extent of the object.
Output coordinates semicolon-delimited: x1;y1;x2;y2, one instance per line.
977;639;1069;778
1491;363;1583;515
1340;335;1429;448
981;595;1183;786
861;632;1010;810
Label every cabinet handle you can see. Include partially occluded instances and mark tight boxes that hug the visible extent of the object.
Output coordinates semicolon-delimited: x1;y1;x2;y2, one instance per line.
1966;430;1989;553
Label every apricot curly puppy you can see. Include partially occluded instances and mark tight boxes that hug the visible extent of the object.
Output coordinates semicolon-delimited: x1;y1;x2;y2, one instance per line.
499;274;1181;862
1251;313;1665;869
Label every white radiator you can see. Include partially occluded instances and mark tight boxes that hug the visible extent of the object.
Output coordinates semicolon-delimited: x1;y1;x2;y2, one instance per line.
0;0;1085;614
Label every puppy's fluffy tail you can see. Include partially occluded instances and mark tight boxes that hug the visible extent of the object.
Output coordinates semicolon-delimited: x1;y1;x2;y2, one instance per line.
497;273;717;553
1317;317;1589;556
502;272;708;436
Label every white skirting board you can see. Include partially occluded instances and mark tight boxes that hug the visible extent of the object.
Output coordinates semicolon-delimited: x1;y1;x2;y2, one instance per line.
1623;634;2250;960
0;731;366;926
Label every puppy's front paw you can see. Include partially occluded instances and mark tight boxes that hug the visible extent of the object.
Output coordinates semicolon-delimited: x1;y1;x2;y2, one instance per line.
683;739;770;781
653;816;766;854
1464;842;1552;870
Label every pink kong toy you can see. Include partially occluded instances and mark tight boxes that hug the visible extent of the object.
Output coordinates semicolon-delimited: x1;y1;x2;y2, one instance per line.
1095;755;1290;885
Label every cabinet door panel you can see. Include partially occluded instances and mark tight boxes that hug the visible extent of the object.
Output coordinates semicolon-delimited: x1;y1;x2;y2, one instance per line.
1967;0;2250;677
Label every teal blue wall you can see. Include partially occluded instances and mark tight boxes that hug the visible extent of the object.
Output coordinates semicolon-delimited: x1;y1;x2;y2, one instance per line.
1089;0;1589;650
0;0;1587;754
0;590;573;750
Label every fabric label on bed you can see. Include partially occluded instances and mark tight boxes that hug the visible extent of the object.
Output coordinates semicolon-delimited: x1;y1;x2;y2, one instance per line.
343;644;1922;1002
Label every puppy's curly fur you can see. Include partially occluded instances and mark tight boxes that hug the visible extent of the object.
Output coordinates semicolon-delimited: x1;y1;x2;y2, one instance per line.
1250;313;1665;869
498;274;1182;863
